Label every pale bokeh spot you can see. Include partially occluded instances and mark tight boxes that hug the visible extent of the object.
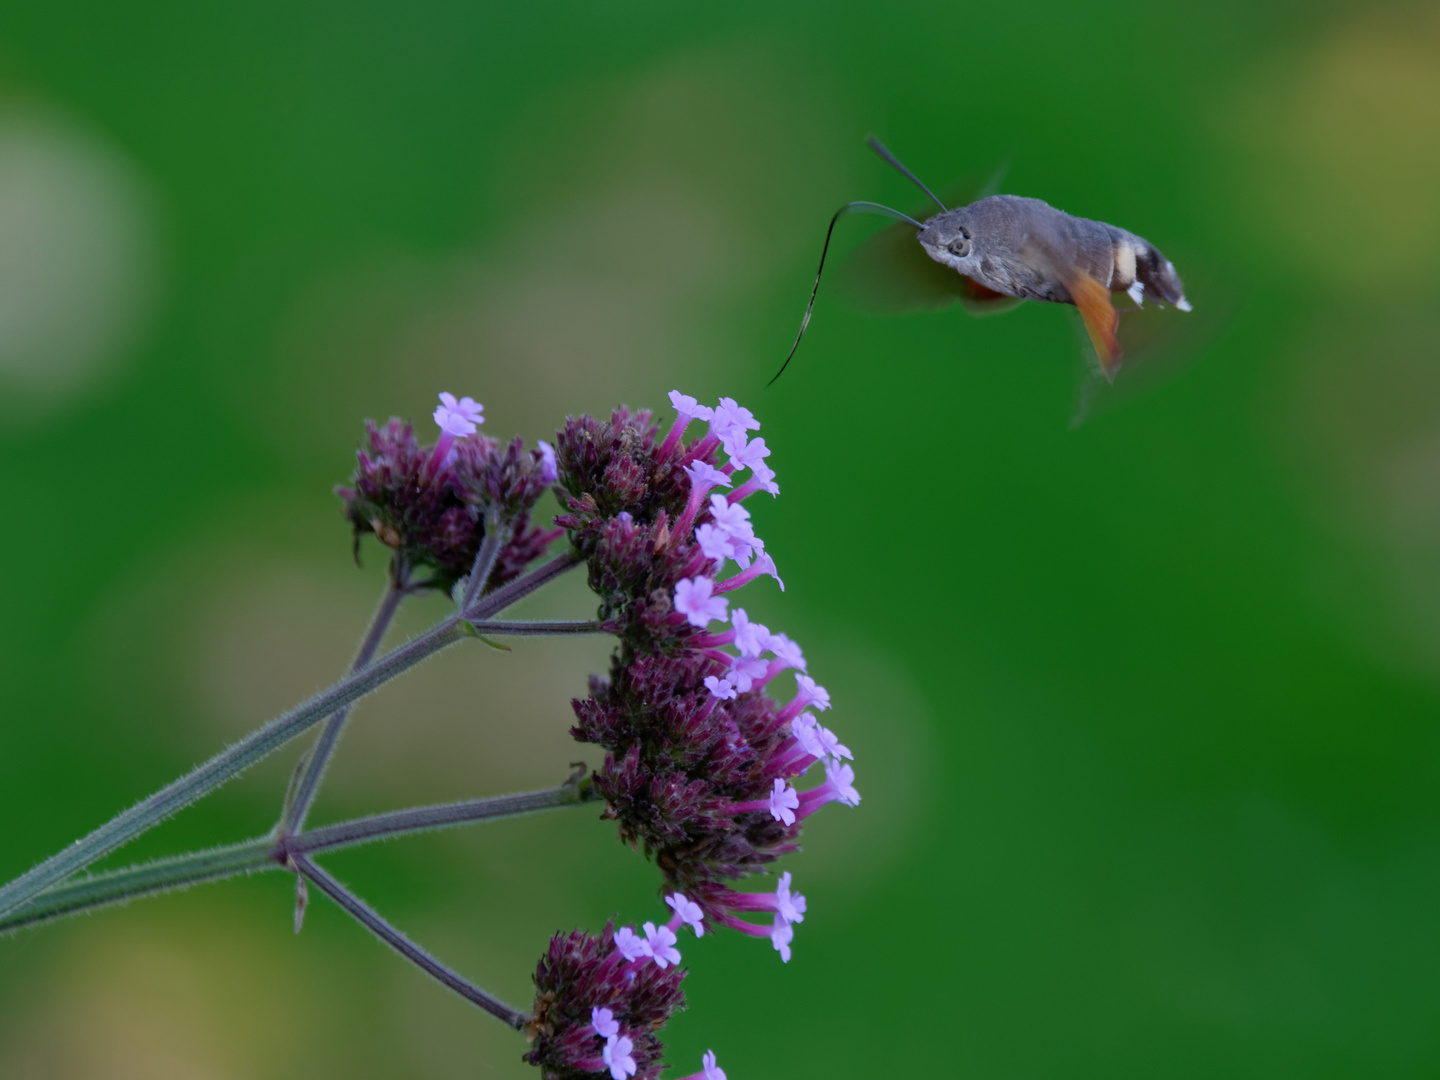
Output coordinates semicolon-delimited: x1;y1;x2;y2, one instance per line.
1275;309;1440;683
0;911;313;1080
1223;12;1440;289
82;497;612;814
187;555;610;810
0;103;160;420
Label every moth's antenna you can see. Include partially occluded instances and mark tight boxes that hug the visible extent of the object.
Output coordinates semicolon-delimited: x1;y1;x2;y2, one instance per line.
866;136;947;213
770;200;925;386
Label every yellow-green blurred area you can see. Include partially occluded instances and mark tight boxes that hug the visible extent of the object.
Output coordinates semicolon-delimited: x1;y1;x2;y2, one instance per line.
3;0;1440;1075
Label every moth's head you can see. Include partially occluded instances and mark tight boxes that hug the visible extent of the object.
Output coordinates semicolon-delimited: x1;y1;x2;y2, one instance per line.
917;208;981;273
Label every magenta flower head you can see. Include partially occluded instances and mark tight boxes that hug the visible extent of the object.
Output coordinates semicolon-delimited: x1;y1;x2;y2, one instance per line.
338;404;559;594
526;922;686;1080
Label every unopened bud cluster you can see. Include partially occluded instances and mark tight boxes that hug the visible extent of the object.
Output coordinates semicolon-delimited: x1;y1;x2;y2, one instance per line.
336;394;560;591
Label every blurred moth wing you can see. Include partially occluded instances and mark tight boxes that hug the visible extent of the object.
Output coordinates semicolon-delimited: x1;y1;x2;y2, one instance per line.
1068;251;1229;425
835;219;1024;317
834;167;1021;318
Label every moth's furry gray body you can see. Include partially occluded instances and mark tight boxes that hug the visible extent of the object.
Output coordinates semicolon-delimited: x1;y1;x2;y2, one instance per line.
917;194;1191;311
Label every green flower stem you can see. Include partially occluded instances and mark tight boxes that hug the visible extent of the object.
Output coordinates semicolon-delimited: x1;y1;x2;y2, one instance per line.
0;774;598;936
0;550;582;920
294;853;529;1029
282;568;411;835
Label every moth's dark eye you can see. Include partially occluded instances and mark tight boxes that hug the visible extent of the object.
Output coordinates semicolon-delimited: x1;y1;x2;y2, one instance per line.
948;237;971;257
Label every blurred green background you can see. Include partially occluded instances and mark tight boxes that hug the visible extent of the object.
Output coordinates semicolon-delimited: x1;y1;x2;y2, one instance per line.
3;1;1440;1075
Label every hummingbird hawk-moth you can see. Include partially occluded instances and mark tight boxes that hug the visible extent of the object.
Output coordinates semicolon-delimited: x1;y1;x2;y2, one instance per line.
772;137;1193;385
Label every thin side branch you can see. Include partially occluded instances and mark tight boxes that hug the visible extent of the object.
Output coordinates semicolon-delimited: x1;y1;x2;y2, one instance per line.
0;839;280;935
463;549;581;621
0;617;464;918
283;571;410;834
294;854;529;1029
0;774;598;936
292;772;597;855
0;549;584;920
465;620;606;637
461;506;513;612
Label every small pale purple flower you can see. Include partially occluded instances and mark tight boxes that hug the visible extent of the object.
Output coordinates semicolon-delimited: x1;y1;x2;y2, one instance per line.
591;1006;620;1039
604;1034;638;1080
728;435;771;473
768;632;806;672
713;396;760;436
774;871;807;924
791;713;827;760
666;893;706;937
749;461;780;496
703;1050;727;1080
669;390;714;423
730;609;771;658
731;533;764;571
686;460;731;492
695;523;738;562
674;577;729;628
614;926;651;963
728;655;768;693
825;760;861;807
707;494;754;541
768;778;800;826
817;724;852;763
704;674;738;701
642;921;682;969
434;392;482;437
795;674;830;711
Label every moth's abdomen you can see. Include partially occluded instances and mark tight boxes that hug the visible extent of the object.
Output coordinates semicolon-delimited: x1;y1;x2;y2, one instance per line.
1111;229;1191;311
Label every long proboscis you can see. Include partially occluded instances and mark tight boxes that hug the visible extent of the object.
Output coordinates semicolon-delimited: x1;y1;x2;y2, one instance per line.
769;201;925;386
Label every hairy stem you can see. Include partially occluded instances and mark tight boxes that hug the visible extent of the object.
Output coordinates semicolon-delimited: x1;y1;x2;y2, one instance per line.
466;619;606;636
0;774;598;936
0;838;278;935
0;618;463;919
0;550;582;920
294;854;529;1028
462;548;580;620
461;507;513;613
282;569;410;834
291;774;596;853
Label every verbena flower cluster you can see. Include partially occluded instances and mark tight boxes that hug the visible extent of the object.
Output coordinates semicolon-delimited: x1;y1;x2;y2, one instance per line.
522;391;860;1079
3;385;859;1080
336;392;561;590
